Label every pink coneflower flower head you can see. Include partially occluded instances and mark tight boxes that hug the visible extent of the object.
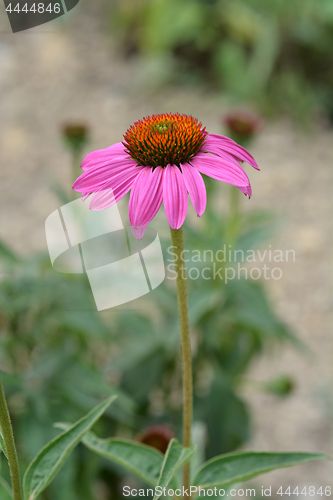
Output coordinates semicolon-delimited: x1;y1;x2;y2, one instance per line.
136;424;175;454
223;109;263;145
72;113;259;239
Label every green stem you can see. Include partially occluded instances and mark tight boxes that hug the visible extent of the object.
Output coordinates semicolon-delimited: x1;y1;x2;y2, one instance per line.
0;377;22;500
227;186;241;247
71;149;83;198
230;184;240;221
170;227;193;494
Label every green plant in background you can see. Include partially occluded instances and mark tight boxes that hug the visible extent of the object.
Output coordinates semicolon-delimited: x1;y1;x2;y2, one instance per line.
0;246;138;500
110;205;300;461
111;0;333;124
0;196;298;497
0;244;329;500
222;109;263;241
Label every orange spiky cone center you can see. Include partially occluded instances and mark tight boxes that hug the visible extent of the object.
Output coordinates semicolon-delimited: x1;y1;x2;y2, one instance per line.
123;113;208;168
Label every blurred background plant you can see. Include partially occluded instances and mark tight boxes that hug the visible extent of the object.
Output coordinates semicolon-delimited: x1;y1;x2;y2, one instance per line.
111;0;333;125
0;112;300;498
0;220;299;499
61;122;90;190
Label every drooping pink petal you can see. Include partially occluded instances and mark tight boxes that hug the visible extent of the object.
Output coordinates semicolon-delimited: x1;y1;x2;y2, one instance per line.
73;157;138;192
199;143;252;173
190;153;250;187
89;189;117;210
81;143;129;171
238;184;252;198
81;192;92;201
205;134;259;170
181;163;206;217
163;164;188;230
131;225;147;240
89;167;141;210
129;166;164;227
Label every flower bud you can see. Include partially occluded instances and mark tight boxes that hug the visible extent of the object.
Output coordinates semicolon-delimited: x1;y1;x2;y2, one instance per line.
61;122;89;153
223;109;263;145
136;424;175;454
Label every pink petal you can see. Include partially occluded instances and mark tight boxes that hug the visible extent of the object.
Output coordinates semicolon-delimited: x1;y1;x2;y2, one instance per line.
238;184;252;198
89;188;117;210
205;134;259;170
89;167;140;210
163;164;188;230
94;166;141;192
129;166;164;227
81;192;92;201
81;143;129;171
73;157;138;192
199;144;250;172
131;225;147;240
181;163;206;217
190;153;251;187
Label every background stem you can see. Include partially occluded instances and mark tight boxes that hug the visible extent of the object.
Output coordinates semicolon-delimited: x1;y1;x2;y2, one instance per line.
170;227;193;494
226;186;242;248
0;377;22;500
71;149;82;198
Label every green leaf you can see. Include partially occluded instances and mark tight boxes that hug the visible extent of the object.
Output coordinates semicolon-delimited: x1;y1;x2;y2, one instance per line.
196;375;250;457
0;430;7;458
190;422;207;483
23;396;116;500
193;451;329;489
81;432;164;487
54;422;164;487
0;476;13;500
154;439;196;500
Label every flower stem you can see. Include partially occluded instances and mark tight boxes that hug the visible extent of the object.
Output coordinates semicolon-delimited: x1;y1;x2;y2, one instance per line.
170;227;193;494
71;150;82;198
227;186;241;246
230;184;240;220
0;377;22;500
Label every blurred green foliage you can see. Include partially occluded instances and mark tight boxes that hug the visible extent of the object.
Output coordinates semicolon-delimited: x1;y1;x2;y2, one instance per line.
0;196;299;498
111;0;333;123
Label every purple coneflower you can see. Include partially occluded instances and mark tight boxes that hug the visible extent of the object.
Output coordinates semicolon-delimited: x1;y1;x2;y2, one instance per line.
72;113;259;239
